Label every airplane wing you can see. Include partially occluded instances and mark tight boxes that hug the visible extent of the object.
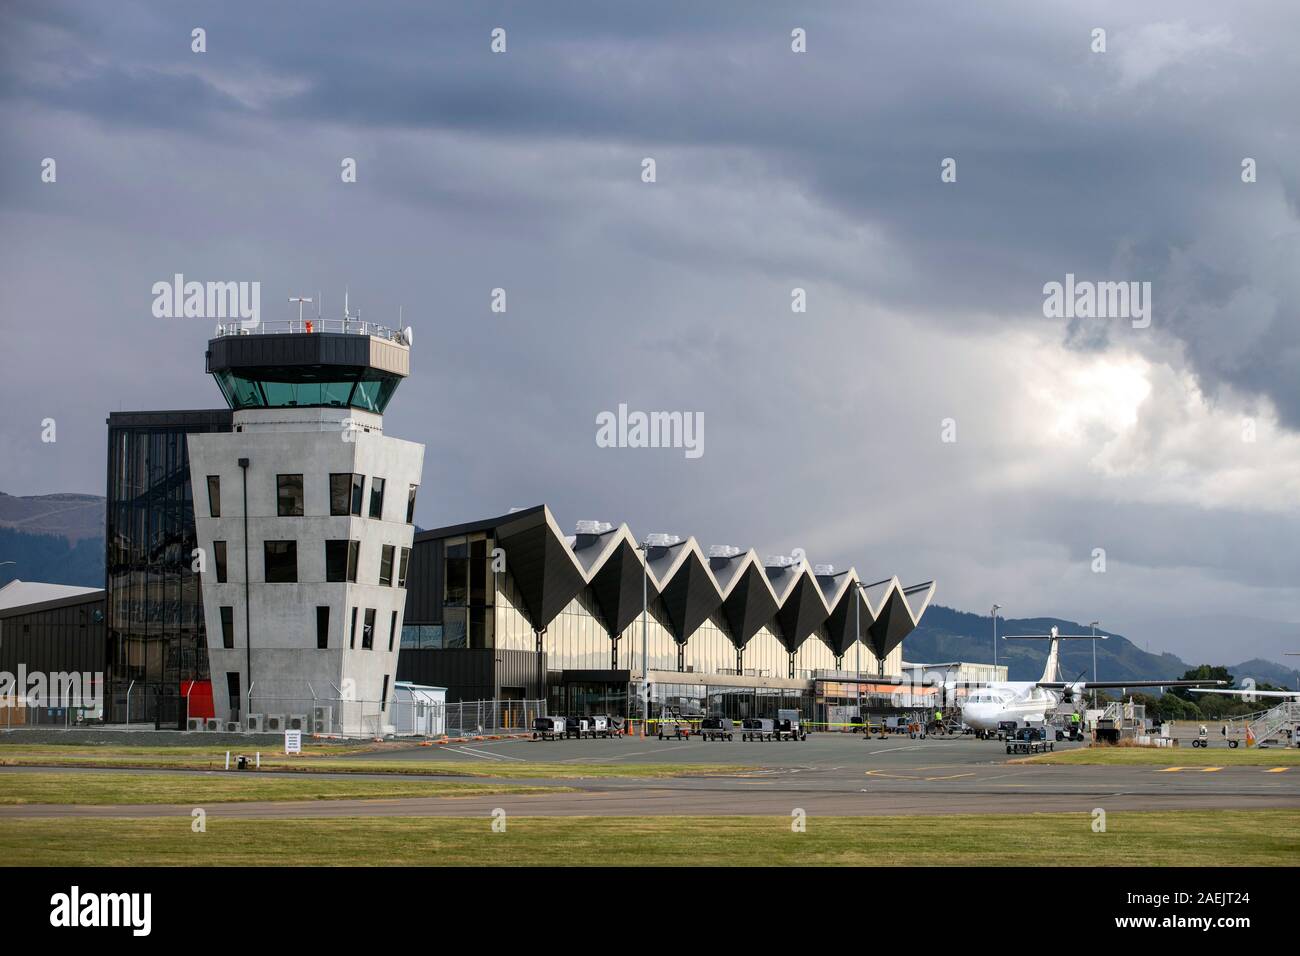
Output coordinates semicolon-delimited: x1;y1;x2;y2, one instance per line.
1036;680;1225;690
1189;687;1300;699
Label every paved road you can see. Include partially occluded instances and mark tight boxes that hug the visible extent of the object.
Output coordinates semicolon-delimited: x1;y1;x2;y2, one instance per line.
3;734;1297;818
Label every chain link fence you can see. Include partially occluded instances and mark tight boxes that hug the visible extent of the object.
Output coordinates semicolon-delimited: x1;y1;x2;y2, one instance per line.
3;691;546;740
238;695;547;738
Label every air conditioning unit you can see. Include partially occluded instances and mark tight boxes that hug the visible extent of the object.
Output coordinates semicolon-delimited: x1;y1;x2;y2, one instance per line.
224;721;241;733
286;713;308;731
312;706;333;732
246;714;266;733
204;717;222;732
186;717;205;732
265;714;286;732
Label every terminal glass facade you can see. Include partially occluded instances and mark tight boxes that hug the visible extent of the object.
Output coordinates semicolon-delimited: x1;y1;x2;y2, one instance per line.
105;410;231;726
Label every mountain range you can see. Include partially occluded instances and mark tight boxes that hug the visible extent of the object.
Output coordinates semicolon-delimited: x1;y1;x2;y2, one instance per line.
2;490;1296;688
908;605;1299;690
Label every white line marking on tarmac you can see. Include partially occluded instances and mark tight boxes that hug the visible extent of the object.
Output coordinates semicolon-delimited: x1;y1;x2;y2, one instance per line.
449;746;526;762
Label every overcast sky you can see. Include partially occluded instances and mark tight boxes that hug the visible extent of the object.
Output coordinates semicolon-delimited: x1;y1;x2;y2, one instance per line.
1;1;1297;663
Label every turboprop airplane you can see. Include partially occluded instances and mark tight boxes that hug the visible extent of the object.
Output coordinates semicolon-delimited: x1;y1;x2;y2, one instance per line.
958;626;1225;734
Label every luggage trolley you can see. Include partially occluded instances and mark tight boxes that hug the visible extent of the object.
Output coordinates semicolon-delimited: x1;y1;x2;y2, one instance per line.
699;716;735;741
532;716;567;741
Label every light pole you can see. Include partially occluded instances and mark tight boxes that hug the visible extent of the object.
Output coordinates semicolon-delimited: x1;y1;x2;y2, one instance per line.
1089;620;1100;709
855;590;862;725
238;457;252;723
637;540;649;736
991;604;1001;672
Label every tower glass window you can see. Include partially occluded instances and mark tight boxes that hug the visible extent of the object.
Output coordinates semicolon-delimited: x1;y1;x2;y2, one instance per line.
325;539;359;583
316;606;330;650
379;544;394;587
330;473;364;516
276;474;304;516
369;477;385;519
349;607;358;649
207;476;221;517
213;540;228;583
362;608;376;650
219;606;234;649
211;366;403;414
263;541;298;583
406;484;418;524
397;547;410;589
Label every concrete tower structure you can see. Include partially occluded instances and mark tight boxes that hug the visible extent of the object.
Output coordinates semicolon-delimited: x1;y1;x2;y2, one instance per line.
187;321;424;735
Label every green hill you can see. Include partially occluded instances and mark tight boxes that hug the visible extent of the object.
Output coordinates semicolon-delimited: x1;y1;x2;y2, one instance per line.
908;605;1295;690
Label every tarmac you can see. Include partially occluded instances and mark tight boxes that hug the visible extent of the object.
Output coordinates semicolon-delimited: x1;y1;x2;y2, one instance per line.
3;733;1298;819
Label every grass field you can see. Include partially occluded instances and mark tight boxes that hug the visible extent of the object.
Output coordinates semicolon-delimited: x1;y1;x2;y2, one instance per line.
0;771;566;805
0;744;749;778
1;810;1294;866
1018;746;1300;767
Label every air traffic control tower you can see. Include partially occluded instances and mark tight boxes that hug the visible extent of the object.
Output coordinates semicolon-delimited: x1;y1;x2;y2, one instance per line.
187;317;425;735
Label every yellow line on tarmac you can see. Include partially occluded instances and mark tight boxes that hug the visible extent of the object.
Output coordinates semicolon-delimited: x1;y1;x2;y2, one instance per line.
1265;767;1289;773
1157;767;1186;773
1199;767;1223;772
864;770;976;782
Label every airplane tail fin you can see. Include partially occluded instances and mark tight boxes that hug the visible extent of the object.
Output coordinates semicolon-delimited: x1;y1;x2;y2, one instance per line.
1002;626;1107;683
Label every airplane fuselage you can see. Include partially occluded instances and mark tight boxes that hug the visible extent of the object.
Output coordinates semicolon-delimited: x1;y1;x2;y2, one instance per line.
961;682;1069;731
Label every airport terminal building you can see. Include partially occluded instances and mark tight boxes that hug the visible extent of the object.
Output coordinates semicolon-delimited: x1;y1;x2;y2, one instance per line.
2;318;936;733
397;507;936;724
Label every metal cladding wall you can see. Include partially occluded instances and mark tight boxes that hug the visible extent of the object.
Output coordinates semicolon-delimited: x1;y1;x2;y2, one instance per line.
718;564;779;649
207;332;388;373
403;536;443;624
0;593;107;676
395;647;543;701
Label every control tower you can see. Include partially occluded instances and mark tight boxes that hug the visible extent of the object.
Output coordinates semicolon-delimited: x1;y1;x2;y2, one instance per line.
187;316;425;735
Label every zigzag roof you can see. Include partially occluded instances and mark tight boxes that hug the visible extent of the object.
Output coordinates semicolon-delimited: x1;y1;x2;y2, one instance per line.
414;505;934;651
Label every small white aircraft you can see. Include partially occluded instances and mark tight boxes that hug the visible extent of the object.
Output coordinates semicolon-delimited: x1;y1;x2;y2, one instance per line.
1189;688;1300;701
1188;652;1300;702
958;626;1225;734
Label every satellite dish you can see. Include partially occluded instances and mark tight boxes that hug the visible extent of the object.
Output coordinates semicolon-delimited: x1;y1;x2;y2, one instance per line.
402;325;414;346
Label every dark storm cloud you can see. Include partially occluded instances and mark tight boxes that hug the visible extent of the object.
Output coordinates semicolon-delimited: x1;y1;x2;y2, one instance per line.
1;0;1297;657
9;0;1291;420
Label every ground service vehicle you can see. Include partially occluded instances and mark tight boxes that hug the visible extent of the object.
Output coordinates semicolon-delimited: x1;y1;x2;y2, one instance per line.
775;709;808;741
533;716;567;740
741;717;775;741
657;712;692;740
1006;726;1054;755
699;716;735;741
